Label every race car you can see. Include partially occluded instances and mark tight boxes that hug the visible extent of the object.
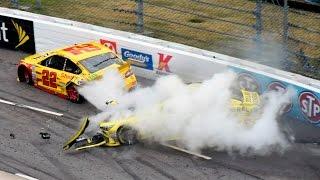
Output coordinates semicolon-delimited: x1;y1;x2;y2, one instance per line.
17;42;137;103
63;87;261;151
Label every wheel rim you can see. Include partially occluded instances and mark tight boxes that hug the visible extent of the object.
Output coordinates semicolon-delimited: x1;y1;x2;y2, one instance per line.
118;127;137;145
67;86;79;102
24;70;30;83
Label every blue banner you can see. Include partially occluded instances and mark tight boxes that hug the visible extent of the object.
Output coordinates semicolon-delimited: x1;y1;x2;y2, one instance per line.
230;67;320;128
121;48;153;70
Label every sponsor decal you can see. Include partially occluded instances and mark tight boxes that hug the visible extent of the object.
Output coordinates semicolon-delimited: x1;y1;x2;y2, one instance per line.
100;39;117;53
0;15;35;53
236;73;260;93
157;53;172;73
60;73;73;80
299;91;320;123
267;81;292;114
63;43;101;55
121;48;153;70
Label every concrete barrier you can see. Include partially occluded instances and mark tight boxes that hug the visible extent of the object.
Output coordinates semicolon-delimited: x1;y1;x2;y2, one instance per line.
0;7;319;142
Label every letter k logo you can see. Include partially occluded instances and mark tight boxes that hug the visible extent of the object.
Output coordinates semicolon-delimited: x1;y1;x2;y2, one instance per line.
158;53;172;72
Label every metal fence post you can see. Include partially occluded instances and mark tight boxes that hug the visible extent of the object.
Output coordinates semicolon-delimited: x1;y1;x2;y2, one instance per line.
136;0;144;34
11;0;19;8
35;0;42;9
282;0;290;70
254;0;262;60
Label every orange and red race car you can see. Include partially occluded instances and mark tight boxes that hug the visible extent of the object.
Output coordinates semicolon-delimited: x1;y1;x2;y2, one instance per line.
17;42;137;103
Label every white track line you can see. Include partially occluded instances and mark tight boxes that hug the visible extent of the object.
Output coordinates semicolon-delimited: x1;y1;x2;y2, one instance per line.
0;98;63;116
161;143;212;160
15;173;39;180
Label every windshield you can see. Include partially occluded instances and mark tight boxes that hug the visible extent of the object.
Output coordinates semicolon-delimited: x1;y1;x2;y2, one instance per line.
80;52;124;73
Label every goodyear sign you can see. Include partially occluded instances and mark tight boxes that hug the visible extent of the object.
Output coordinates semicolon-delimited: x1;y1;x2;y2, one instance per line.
121;48;153;70
0;15;35;54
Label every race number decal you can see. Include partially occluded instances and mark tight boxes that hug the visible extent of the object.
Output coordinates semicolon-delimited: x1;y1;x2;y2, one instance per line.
42;70;57;88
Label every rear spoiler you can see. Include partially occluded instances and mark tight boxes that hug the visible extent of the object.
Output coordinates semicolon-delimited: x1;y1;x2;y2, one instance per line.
63;117;90;150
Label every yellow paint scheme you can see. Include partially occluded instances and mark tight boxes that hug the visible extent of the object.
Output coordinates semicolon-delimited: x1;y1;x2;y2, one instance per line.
63;86;261;150
230;90;260;127
18;42;137;99
99;116;137;146
97;89;260;147
99;89;260;143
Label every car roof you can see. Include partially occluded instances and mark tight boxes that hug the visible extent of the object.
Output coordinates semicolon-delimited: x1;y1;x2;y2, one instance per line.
56;42;113;62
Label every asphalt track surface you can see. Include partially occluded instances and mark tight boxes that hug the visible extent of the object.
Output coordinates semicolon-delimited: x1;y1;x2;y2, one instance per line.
0;48;319;180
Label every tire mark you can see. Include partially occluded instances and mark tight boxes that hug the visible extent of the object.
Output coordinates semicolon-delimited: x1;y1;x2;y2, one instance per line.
31;142;76;180
202;159;264;180
139;148;206;179
0;159;21;171
117;159;141;180
0;153;60;180
306;163;320;179
135;156;176;180
97;149;142;180
77;147;143;180
191;150;266;179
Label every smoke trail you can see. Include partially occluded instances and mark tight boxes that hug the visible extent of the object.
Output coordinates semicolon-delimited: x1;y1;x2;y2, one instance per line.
78;70;292;155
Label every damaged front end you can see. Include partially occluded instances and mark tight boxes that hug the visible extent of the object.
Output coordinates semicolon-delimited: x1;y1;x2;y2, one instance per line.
63;117;107;151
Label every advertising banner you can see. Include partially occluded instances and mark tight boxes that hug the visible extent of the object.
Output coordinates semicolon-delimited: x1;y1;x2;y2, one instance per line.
231;67;320;126
0;15;35;53
121;48;154;70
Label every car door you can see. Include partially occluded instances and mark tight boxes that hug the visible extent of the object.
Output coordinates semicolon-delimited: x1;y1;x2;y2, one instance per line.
36;55;65;94
59;59;83;95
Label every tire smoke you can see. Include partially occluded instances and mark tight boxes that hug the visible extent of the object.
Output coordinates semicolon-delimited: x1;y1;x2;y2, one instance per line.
78;69;293;155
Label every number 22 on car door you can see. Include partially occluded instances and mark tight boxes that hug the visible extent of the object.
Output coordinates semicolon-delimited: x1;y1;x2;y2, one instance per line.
41;69;58;89
37;55;64;94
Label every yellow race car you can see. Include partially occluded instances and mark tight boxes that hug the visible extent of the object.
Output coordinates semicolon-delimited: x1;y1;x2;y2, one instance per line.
17;42;137;103
63;88;260;151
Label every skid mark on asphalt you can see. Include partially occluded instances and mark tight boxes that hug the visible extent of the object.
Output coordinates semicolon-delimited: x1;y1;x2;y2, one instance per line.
87;146;175;180
86;148;142;180
0;153;59;180
64;148;140;180
31;142;76;180
141;146;216;179
203;158;264;180
306;163;320;179
116;159;141;180
135;156;176;180
142;144;262;180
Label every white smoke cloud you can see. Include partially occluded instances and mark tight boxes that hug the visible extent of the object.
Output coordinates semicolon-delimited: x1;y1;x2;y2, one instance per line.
78;69;126;111
78;69;293;156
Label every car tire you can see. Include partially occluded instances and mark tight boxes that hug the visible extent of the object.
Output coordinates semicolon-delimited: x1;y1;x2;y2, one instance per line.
66;85;84;104
18;67;33;85
92;133;105;144
117;126;138;145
